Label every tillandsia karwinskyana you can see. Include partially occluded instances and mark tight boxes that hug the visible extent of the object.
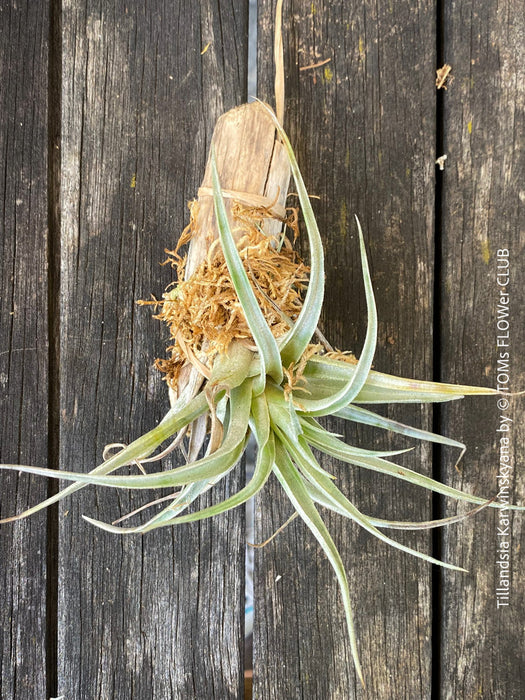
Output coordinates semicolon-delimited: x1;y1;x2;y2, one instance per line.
1;97;523;685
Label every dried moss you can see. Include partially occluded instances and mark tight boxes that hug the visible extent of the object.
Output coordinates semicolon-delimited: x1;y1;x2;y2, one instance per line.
141;200;308;389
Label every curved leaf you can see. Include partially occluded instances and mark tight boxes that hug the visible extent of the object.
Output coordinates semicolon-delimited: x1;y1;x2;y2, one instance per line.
299;415;412;458
260;102;325;367
283;435;467;572
1;382;253;491
296;217;377;416
211;149;282;390
302;423;524;511
304;480;493;530
0;390;211;523
335;404;465;454
273;440;364;686
303;355;500;404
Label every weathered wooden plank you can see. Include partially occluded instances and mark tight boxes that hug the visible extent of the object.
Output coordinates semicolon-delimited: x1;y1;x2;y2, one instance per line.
0;2;50;698
255;1;436;696
440;1;525;697
58;2;248;698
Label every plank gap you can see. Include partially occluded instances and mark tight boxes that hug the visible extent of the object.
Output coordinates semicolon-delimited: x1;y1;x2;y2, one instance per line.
45;0;62;696
248;0;258;99
431;0;446;697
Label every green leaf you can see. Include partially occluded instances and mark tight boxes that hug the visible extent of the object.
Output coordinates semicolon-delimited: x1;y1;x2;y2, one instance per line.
211;149;282;390
282;433;467;572
296;217;377;416
260;102;325;367
303;355;500;403
250;391;271;448
266;384;335;480
302;422;525;511
209;341;255;389
299;415;412;458
335;404;465;454
87;396;276;533
84;480;214;535
265;382;303;441
2;381;253;491
365;499;494;530
303;479;492;530
0;390;211;523
150;433;276;527
272;440;364;686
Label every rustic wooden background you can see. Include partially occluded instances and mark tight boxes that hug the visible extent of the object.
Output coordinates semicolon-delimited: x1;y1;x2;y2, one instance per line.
1;1;523;698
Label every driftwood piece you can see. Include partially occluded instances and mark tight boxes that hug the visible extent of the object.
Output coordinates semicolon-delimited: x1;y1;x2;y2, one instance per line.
185;101;291;278
171;101;291;416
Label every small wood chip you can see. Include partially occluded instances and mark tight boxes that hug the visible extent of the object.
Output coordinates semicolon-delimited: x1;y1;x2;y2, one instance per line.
436;64;453;89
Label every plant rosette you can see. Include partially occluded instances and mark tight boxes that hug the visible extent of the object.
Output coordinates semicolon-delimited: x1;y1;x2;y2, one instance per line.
1;103;522;686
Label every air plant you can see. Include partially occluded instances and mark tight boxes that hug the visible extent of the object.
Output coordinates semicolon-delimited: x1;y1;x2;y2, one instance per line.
0;103;521;685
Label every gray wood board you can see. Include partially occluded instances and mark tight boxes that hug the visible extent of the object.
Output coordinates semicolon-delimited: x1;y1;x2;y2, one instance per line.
1;2;524;699
56;2;247;698
255;1;436;697
439;0;525;697
0;2;50;698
